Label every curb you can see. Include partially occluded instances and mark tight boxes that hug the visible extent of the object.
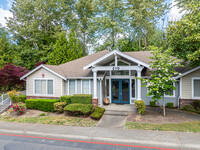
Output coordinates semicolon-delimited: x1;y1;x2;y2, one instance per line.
1;129;200;149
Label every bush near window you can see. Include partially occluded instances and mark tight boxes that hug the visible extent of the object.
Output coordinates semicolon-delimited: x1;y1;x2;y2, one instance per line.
193;101;200;109
90;106;105;120
11;102;26;115
71;94;92;104
26;99;59;112
64;104;93;116
181;105;195;112
60;95;72;105
135;100;146;115
167;102;174;108
53;102;66;113
150;101;156;107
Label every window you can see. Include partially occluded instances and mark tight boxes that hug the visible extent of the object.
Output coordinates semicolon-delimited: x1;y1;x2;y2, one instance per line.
164;82;175;97
34;79;53;95
106;79;109;97
69;80;76;95
132;79;136;98
82;80;90;94
192;78;200;98
110;60;130;75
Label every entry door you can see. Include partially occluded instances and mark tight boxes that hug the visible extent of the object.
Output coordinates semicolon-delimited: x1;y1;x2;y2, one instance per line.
111;79;130;104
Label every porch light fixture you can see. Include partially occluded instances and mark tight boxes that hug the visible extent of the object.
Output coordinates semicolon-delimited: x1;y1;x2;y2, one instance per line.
42;73;45;78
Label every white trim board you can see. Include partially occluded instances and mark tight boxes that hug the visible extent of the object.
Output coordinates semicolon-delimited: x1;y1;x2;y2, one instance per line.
20;65;66;80
83;50;150;70
175;66;200;79
191;77;200;99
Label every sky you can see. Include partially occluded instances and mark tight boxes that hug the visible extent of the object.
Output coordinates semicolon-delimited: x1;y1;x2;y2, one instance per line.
0;0;184;28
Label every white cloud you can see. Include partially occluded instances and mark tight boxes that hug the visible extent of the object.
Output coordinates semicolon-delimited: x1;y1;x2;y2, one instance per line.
0;8;12;27
169;0;185;21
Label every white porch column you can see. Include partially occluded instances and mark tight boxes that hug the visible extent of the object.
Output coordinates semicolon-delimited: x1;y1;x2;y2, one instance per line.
137;70;142;100
99;79;102;106
93;70;97;98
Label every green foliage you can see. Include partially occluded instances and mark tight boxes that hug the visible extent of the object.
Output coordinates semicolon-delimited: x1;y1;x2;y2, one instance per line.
135;100;146;115
167;102;174;108
167;1;200;68
25;99;59;112
39;113;46;116
150;101;156;107
8;90;21;103
60;95;72;105
64;104;93;115
48;31;83;65
193;101;200;109
71;94;92;104
54;102;67;113
18;95;26;103
11;102;26;115
90;106;105;120
181;105;195;113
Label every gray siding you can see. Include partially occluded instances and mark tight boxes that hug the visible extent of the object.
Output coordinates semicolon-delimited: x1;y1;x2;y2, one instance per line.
141;82;179;106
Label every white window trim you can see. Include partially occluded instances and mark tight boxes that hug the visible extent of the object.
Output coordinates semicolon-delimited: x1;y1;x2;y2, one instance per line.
130;79;136;99
146;82;176;97
33;78;54;96
81;79;91;94
192;77;200;99
109;59;131;76
68;79;77;96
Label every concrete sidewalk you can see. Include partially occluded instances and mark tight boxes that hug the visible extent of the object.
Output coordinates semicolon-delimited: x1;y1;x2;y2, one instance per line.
0;121;200;150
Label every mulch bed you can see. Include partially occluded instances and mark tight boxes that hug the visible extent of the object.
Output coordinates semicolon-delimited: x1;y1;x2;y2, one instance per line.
127;106;200;124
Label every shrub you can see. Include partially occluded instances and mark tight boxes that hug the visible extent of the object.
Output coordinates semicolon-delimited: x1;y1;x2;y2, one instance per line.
181;105;195;112
11;102;26;115
64;104;93;116
53;102;66;113
90;106;105;120
193;101;200;109
60;95;72;105
39;113;46;116
71;94;92;104
150;101;156;107
8;90;21;103
167;102;174;108
135;100;146;115
18;95;26;103
26;99;59;112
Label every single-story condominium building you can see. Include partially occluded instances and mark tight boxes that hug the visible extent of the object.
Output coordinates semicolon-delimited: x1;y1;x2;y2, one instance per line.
20;50;200;108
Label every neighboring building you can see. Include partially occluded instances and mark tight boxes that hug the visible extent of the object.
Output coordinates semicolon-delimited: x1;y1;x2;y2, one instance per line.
20;50;200;108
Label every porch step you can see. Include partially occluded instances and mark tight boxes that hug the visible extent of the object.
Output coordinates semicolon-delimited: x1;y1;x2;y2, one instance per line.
104;110;128;116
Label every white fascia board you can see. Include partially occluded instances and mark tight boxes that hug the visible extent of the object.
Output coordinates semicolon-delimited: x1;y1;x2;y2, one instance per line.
175;66;200;79
92;66;144;72
66;77;103;80
20;65;66;80
83;50;150;70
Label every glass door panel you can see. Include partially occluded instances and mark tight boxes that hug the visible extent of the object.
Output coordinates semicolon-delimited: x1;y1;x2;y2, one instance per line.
112;80;120;102
121;80;129;103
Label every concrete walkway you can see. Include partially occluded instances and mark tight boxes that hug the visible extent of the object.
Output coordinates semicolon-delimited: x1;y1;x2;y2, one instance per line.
0;121;200;150
97;104;137;128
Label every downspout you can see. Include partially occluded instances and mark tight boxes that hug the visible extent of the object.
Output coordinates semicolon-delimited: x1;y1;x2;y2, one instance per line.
178;78;182;109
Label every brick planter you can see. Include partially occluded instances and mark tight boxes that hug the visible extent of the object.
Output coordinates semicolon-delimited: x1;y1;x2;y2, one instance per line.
179;99;200;108
92;98;98;106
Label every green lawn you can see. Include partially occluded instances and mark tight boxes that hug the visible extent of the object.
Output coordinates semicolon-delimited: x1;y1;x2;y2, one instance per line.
0;116;97;127
125;121;200;133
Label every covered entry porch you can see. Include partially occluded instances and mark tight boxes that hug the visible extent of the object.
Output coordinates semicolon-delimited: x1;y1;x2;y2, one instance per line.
84;50;150;106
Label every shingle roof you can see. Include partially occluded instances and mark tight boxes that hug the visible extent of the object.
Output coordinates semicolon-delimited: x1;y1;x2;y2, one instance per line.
43;50;191;78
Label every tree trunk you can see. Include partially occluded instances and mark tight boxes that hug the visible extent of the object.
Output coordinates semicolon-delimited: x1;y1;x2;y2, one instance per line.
83;32;86;56
163;96;166;116
144;28;147;49
138;28;141;50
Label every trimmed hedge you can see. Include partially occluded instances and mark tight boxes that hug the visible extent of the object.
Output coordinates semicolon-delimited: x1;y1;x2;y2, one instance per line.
90;106;105;120
26;99;59;112
167;102;174;108
64;104;93;115
54;102;67;113
71;94;92;104
181;105;195;112
18;95;26;103
150;101;156;107
135;100;146;115
60;95;72;105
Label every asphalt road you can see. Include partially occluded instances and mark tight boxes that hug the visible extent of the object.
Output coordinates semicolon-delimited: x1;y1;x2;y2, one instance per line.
0;133;178;150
